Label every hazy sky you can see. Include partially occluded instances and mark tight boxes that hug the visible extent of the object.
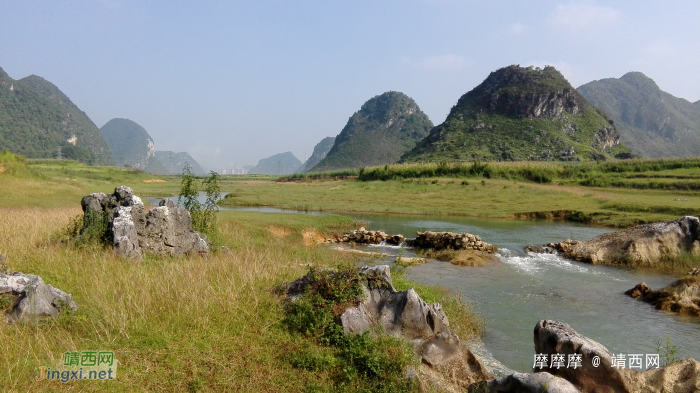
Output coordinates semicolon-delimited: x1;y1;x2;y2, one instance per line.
1;1;699;171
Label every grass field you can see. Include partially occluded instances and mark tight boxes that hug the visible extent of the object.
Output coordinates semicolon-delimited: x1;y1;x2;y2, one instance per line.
0;156;484;392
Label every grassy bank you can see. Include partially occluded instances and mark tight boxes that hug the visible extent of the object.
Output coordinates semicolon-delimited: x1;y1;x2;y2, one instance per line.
0;162;485;391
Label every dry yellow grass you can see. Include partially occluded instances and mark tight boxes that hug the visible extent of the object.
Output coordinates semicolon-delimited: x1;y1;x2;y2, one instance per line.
0;208;362;391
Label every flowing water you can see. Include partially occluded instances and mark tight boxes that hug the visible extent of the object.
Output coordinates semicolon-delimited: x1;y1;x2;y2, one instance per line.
152;195;700;372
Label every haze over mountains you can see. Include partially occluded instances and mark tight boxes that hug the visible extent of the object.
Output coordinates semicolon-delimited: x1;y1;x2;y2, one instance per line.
298;137;335;173
578;72;700;158
0;67;114;165
311;91;433;171
248;152;302;175
2;63;700;174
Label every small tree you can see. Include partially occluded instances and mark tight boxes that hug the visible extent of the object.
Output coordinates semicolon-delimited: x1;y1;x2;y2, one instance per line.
178;164;221;235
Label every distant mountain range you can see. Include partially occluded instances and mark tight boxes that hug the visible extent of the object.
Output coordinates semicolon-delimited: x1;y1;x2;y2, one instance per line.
311;91;433;171
402;65;630;163
298;137;335;173
100;118;206;175
154;151;207;175
249;151;302;175
0;67;114;165
578;72;700;158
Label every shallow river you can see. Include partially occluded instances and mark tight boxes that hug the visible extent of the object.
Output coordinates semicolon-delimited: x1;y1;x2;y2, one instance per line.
151;195;700;372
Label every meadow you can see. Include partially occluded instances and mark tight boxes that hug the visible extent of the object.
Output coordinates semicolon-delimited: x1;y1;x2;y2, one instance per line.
0;155;483;392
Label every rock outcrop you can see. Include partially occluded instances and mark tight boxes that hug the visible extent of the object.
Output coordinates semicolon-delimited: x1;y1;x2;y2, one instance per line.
80;186;209;260
626;271;700;317
325;227;406;245
412;231;496;252
546;217;700;267
281;265;493;390
0;272;78;322
533;320;700;393
472;372;581;393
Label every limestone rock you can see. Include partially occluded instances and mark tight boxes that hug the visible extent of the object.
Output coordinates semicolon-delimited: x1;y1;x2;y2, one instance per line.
0;272;78;322
281;265;493;389
554;217;700;267
413;231;496;253
534;320;634;392
79;186;209;260
474;372;581;393
626;278;700;317
534;320;700;392
326;227;405;245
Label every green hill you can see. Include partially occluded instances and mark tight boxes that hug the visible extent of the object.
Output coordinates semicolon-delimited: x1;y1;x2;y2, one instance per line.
310;91;433;171
578;72;700;158
100;118;167;174
402;65;630;163
0;67;114;165
297;136;335;173
154;151;207;175
249;152;302;175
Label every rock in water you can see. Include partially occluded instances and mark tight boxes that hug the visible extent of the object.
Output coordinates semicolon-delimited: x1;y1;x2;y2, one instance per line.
0;272;78;322
533;320;700;393
476;372;580;393
553;216;700;267
626;275;700;317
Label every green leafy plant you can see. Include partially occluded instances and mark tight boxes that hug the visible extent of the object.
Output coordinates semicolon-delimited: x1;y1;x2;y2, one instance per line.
280;265;417;392
656;335;680;366
179;164;221;235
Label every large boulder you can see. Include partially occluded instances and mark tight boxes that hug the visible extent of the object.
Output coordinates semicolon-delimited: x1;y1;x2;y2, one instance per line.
534;320;700;392
552;217;700;267
0;272;78;322
281;265;493;390
626;274;700;317
473;372;581;393
80;186;209;260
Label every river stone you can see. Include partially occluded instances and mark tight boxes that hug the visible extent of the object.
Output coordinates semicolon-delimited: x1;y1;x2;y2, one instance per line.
626;278;700;317
534;320;700;392
556;216;700;267
0;272;78;322
474;371;581;393
534;320;634;393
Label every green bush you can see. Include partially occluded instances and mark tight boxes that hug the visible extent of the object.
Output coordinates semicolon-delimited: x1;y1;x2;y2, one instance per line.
280;266;417;392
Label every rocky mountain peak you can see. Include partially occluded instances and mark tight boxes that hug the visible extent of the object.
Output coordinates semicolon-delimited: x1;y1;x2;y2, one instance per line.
461;65;587;120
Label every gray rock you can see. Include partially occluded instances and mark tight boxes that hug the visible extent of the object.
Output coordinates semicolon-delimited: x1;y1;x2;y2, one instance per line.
79;186;209;260
534;320;633;393
0;272;78;322
282;265;493;387
477;372;580;393
557;216;700;267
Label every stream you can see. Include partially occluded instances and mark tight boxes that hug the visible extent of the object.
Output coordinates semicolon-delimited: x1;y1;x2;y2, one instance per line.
149;195;700;372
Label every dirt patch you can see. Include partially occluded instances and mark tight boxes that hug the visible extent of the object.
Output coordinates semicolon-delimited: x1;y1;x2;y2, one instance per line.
331;248;391;258
143;179;166;183
268;225;292;238
0;166;5;174
302;228;327;246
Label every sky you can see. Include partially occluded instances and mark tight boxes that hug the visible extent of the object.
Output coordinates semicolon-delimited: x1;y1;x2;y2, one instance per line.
1;1;699;171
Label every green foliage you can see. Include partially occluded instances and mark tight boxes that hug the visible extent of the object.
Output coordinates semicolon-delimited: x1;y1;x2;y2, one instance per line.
401;65;625;163
59;211;112;248
179;165;221;235
579;72;700;158
280;265;417;392
312;91;433;172
0;149;33;177
655;335;681;366
0;72;113;165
